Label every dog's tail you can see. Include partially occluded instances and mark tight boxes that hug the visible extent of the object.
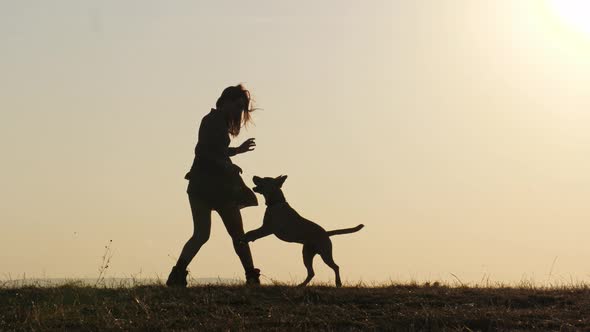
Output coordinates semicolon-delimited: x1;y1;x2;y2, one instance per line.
326;224;364;236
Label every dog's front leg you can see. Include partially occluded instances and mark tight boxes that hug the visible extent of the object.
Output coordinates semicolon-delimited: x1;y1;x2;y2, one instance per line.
242;225;272;243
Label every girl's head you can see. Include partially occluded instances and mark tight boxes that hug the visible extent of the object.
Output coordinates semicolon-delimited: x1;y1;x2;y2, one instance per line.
216;84;254;136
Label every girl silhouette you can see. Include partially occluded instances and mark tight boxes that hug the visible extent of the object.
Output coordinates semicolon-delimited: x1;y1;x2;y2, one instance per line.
167;84;260;287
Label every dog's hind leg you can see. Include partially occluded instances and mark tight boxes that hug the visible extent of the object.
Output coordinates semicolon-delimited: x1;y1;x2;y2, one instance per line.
318;241;342;287
298;245;316;287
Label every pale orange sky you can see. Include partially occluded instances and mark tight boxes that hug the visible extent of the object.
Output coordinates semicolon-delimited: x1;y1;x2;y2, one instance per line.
1;1;590;285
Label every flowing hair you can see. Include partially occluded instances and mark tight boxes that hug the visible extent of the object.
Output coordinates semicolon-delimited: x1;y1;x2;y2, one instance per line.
216;84;255;137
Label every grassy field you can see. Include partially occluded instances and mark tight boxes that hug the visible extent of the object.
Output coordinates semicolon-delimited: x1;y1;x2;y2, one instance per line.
1;281;589;331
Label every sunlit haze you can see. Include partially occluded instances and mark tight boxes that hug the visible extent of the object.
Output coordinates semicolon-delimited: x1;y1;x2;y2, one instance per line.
545;0;590;38
1;1;590;285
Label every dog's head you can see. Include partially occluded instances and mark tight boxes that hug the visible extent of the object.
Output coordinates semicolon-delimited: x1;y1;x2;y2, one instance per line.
252;175;288;196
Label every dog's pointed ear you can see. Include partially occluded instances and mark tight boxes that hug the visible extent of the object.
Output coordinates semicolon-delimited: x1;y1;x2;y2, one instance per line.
276;175;288;187
253;176;262;184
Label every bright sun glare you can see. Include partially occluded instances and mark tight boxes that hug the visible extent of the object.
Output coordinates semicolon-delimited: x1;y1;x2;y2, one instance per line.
546;0;590;38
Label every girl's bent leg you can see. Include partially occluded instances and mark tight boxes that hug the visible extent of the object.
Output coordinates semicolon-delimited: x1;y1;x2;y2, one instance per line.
217;205;255;271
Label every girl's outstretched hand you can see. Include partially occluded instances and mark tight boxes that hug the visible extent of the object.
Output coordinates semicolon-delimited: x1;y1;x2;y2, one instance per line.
236;138;256;154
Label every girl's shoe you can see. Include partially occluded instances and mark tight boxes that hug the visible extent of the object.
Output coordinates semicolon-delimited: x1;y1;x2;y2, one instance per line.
245;268;261;285
166;266;188;287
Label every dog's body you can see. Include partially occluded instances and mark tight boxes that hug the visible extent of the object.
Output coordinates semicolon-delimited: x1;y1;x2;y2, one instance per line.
243;175;364;287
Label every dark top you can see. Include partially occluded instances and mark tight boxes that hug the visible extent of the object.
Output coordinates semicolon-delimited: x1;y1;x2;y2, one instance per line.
185;109;258;210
